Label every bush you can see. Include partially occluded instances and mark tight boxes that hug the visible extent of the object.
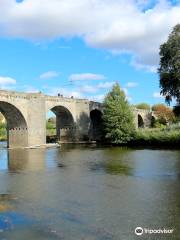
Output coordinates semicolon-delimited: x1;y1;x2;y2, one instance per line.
133;124;180;146
152;104;175;124
46;120;56;136
136;103;151;110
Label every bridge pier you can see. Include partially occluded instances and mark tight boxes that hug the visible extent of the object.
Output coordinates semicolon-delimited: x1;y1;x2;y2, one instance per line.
8;128;28;148
27;96;46;147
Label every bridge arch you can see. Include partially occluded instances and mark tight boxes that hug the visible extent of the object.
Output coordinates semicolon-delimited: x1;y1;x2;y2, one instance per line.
138;114;144;128
46;105;75;142
0;101;28;147
89;109;103;141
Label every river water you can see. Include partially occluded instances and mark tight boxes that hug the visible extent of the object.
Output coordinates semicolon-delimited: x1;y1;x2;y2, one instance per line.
0;142;180;240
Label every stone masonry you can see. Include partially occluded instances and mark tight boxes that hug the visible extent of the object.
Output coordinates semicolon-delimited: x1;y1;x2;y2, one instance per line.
0;90;154;148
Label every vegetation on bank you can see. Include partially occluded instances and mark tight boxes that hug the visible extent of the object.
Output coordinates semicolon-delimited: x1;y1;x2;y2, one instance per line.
133;124;180;146
0;123;7;141
101;82;180;146
135;103;151;110
46;119;56;136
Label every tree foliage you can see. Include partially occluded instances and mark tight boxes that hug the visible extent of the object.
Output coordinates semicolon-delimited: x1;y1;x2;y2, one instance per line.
46;118;56;136
152;103;175;124
103;83;135;144
158;24;180;105
136;103;151;110
0;113;5;123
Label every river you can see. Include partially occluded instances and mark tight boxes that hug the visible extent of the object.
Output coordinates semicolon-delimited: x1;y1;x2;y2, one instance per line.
0;142;180;239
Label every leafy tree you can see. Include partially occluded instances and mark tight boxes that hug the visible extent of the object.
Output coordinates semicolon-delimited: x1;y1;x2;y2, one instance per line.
152;103;175;124
0;113;5;123
136;103;151;110
0;121;7;141
46;118;56;136
48;117;56;124
46;121;55;130
103;83;135;144
158;24;180;105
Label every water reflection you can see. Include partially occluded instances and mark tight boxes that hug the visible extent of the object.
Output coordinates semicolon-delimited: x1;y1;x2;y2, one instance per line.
0;145;179;239
105;159;131;175
8;149;46;172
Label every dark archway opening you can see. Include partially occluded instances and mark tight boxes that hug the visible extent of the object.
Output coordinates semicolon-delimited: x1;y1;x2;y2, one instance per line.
0;101;28;148
138;114;144;128
151;116;156;127
89;109;103;141
46;106;74;143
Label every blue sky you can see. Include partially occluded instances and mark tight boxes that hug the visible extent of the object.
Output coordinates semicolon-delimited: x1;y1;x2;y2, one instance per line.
0;0;179;105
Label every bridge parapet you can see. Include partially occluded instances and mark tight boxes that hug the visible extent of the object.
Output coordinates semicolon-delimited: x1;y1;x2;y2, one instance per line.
0;89;46;99
45;94;89;103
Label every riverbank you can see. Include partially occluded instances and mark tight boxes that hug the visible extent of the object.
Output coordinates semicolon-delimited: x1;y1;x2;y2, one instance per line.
130;124;180;147
1;124;180;148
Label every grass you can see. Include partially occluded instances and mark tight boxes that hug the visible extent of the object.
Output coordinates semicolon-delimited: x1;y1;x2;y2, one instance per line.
132;123;180;146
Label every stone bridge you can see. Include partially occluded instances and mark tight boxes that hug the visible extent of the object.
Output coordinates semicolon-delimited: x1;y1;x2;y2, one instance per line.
0;90;155;148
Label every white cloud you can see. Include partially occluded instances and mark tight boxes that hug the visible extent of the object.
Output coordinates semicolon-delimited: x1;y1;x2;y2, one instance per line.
122;87;128;96
153;91;164;98
131;59;158;73
0;76;16;89
69;73;106;81
0;76;16;85
122;87;132;102
76;81;114;94
97;81;115;89
127;96;132;102
79;85;97;94
90;94;105;102
126;82;139;88
0;0;178;70
40;71;59;80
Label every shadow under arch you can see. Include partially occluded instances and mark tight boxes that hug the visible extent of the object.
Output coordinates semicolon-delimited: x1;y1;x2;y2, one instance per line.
138;114;144;128
89;109;103;141
47;105;75;142
151;115;156;127
0;101;28;148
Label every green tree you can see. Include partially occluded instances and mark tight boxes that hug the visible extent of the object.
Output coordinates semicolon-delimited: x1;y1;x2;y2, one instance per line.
46;118;56;136
136;103;151;110
158;24;180;105
103;83;135;144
